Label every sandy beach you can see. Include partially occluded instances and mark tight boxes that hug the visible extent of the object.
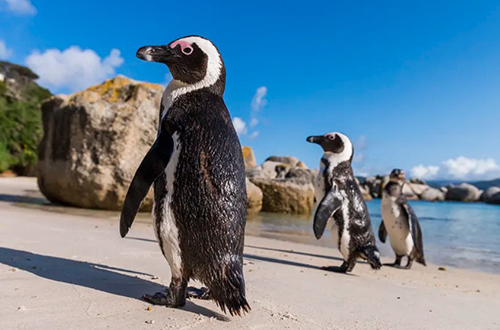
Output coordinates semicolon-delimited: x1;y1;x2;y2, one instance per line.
1;177;499;330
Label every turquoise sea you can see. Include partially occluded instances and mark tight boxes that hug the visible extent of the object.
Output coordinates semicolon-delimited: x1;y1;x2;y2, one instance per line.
246;200;500;274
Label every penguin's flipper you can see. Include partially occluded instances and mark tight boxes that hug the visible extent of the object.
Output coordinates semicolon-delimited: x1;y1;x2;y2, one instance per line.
378;221;387;243
120;127;174;238
313;186;343;239
401;197;426;266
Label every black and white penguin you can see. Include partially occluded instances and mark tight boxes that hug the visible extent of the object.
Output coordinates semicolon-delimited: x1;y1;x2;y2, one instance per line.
379;169;426;269
307;132;382;273
120;36;250;315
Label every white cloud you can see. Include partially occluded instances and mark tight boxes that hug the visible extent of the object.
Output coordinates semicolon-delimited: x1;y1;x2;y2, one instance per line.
251;86;267;112
0;0;36;15
411;157;500;181
232;117;247;136
26;47;124;92
248;131;259;139
249;117;258;127
0;39;12;59
442;157;500;179
411;165;440;180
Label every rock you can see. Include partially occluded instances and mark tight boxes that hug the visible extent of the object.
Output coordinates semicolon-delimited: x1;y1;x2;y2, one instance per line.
355;178;372;201
439;186;448;193
246;178;263;217
246;167;270;180
241;146;257;169
251;178;315;215
485;191;500;205
296;161;308;169
37;76;163;210
402;183;419;200
285;168;315;184
260;161;285;179
364;175;388;198
420;188;445;201
275;163;293;179
445;183;481;202
407;183;429;197
410;178;427;185
265;156;299;166
481;187;500;202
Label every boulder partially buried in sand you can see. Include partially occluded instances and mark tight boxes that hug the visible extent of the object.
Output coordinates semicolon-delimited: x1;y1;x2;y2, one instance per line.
251;178;315;215
37;76;162;210
246;178;263;217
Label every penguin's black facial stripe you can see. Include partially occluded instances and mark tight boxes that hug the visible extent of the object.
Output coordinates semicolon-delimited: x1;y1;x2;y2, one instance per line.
167;43;208;84
322;134;345;153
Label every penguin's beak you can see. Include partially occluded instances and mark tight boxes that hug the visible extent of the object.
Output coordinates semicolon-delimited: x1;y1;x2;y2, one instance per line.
306;135;324;144
136;45;175;63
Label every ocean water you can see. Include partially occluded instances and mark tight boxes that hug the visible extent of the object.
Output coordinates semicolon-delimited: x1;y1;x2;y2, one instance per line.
246;200;500;274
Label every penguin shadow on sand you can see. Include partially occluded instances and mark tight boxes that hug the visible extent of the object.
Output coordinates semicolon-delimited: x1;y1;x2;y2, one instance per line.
0;247;229;321
244;245;363;276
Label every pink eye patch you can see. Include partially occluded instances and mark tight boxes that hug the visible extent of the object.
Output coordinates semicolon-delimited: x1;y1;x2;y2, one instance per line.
170;40;193;55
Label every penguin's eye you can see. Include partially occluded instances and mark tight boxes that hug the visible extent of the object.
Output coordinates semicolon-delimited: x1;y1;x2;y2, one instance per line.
327;135;335;140
181;46;193;55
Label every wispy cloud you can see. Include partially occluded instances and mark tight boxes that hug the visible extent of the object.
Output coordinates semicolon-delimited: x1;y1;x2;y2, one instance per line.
233;86;267;139
0;39;12;59
0;0;36;16
411;157;500;180
26;46;124;92
250;86;267;127
232;117;247;135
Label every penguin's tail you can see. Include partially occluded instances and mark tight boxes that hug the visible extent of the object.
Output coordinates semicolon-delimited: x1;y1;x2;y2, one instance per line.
360;245;382;270
207;258;251;316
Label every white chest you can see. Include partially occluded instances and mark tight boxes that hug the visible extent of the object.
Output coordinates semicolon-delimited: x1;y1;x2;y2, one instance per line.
381;196;413;255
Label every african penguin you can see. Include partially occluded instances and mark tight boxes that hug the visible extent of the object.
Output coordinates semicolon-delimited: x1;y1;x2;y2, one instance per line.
120;36;250;315
307;132;382;273
379;169;426;269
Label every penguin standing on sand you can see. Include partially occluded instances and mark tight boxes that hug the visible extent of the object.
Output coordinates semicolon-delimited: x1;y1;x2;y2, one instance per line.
307;132;382;273
120;36;250;315
379;169;426;269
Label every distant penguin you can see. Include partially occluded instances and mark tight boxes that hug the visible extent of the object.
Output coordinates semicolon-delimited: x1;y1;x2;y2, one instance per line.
307;132;382;273
120;36;250;315
379;169;426;269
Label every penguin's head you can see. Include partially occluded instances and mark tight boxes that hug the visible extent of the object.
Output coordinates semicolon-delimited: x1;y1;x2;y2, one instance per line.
307;132;354;163
137;36;225;90
389;168;406;183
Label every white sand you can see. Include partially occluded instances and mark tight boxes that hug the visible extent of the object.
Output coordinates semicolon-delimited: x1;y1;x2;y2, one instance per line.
1;177;499;329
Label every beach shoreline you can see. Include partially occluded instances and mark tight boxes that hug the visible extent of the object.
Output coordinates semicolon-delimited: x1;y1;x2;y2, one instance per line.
1;177;500;329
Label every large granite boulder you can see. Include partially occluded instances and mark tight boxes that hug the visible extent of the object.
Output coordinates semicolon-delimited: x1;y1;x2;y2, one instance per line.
420;188;445;201
485;192;500;205
364;175;388;198
355;178;372;201
246;178;263;217
445;183;481;202
265;156;299;166
37;76;162;210
251;178;315;215
260;160;284;179
402;183;419;200
285;167;315;184
242;146;257;169
481;187;500;202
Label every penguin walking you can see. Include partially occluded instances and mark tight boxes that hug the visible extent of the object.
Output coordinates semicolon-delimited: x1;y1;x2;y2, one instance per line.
379;169;426;269
307;132;382;273
120;36;250;315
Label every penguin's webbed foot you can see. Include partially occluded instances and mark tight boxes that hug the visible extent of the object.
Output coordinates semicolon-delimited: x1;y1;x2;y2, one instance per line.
143;289;186;307
186;286;211;300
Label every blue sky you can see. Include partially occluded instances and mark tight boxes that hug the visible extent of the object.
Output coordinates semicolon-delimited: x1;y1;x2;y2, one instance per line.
1;0;500;180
